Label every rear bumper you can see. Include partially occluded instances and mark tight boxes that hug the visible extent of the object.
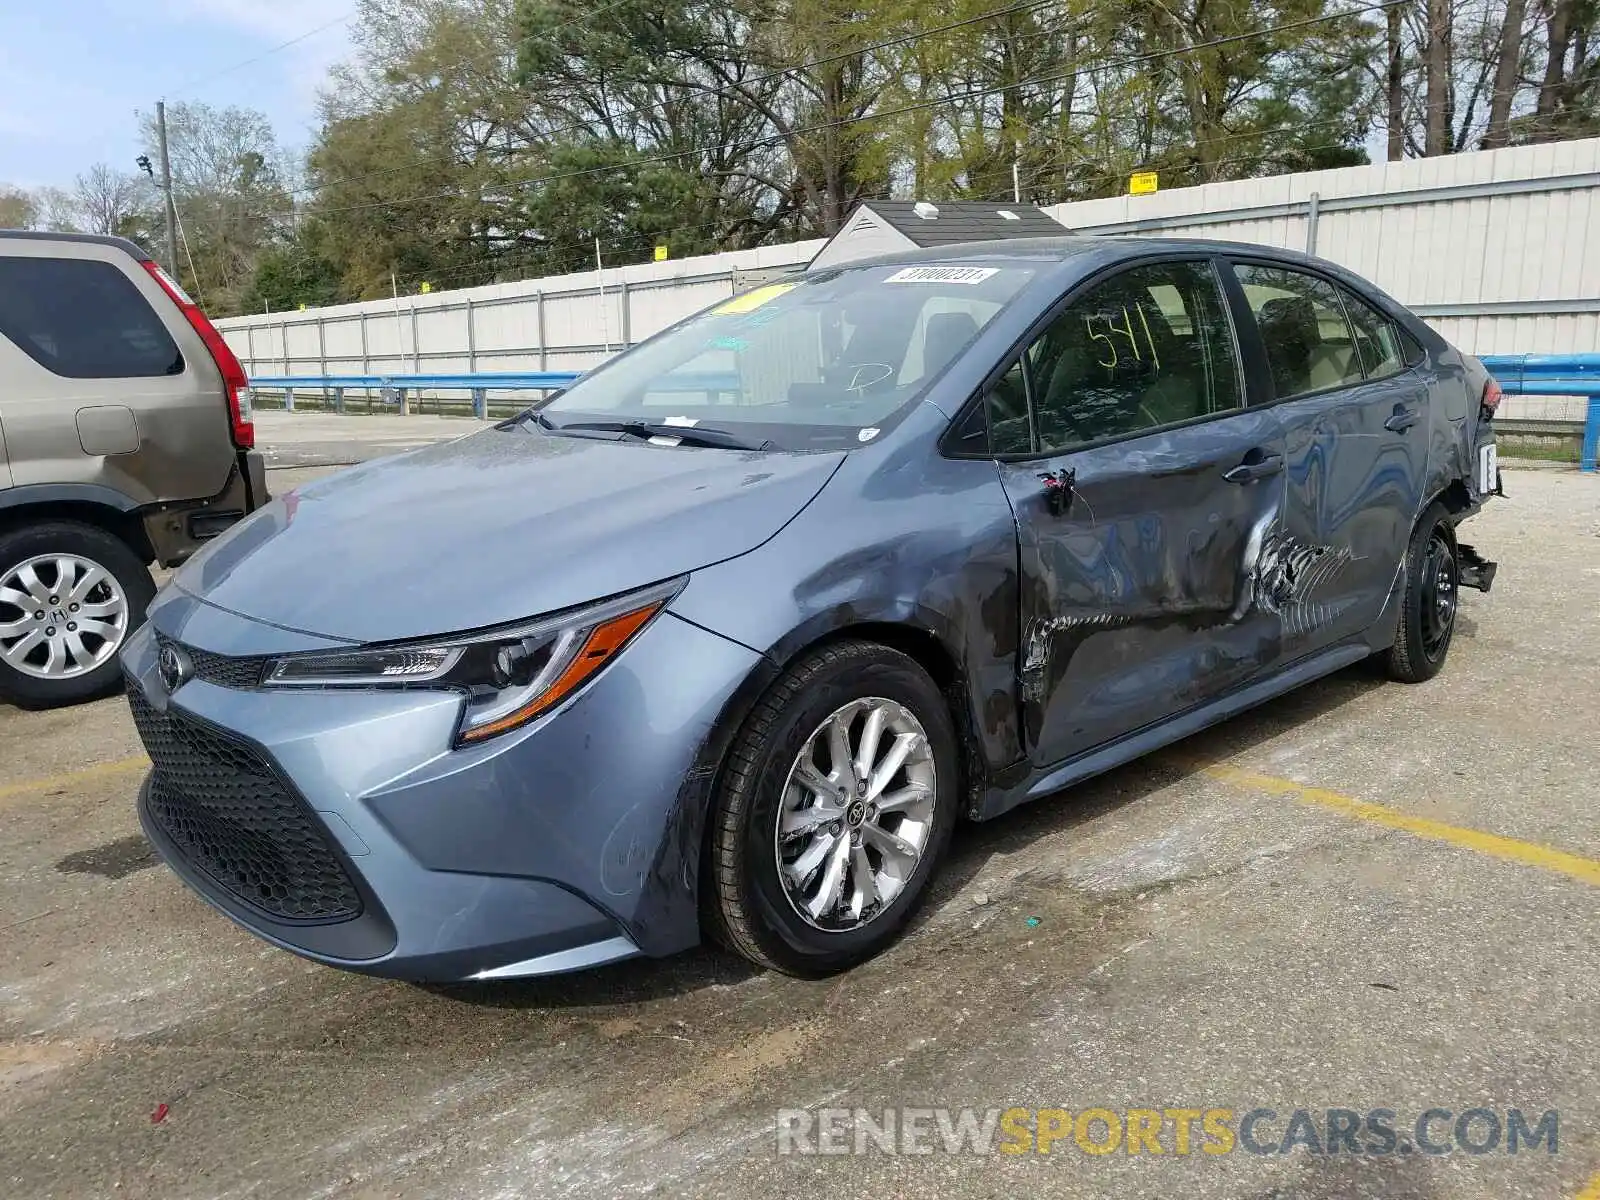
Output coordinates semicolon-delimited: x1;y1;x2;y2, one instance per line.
142;451;269;567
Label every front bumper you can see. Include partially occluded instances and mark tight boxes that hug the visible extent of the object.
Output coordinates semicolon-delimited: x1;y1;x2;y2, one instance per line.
123;590;764;981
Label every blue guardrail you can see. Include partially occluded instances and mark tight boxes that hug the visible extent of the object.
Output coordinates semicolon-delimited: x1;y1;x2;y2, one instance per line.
253;358;1599;472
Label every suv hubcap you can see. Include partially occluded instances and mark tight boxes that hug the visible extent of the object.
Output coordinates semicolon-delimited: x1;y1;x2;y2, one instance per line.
0;554;129;680
776;697;937;932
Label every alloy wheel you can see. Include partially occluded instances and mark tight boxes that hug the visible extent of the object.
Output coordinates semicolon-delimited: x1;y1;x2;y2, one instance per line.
775;697;938;932
0;553;131;680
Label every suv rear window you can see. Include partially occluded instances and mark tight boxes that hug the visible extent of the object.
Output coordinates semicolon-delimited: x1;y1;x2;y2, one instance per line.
0;257;183;379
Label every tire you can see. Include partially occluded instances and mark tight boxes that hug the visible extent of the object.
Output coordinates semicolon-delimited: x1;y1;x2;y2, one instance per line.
0;521;155;709
706;640;960;977
1385;502;1458;684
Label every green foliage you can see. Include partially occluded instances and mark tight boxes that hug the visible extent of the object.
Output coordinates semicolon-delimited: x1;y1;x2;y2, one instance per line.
36;0;1600;304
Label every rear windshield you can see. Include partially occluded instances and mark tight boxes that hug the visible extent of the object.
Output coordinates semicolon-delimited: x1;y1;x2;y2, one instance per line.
540;262;1036;450
0;256;183;379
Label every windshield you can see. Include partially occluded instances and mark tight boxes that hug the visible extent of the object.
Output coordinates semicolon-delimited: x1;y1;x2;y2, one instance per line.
539;262;1037;451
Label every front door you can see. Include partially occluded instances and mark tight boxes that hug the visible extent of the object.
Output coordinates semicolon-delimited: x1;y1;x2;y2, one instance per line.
988;258;1288;767
1229;263;1431;657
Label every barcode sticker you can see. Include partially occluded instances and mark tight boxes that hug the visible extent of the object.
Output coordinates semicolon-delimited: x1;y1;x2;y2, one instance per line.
884;266;1000;285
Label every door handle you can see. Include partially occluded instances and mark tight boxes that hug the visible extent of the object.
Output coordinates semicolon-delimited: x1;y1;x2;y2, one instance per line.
1384;406;1420;432
1222;453;1284;484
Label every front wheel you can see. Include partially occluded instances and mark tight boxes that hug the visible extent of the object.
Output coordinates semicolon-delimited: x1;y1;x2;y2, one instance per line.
1385;503;1458;684
706;641;959;976
0;521;155;709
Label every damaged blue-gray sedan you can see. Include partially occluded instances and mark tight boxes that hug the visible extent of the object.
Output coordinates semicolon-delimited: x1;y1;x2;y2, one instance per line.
123;237;1501;980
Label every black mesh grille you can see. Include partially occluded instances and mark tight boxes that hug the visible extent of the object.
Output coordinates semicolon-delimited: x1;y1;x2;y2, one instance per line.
155;633;268;690
129;686;362;923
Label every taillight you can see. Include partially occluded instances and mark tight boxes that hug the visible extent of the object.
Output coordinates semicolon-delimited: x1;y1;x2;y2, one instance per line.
141;260;255;449
1482;377;1503;419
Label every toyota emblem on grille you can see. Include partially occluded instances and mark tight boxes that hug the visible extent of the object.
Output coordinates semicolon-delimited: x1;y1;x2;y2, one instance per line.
158;643;193;692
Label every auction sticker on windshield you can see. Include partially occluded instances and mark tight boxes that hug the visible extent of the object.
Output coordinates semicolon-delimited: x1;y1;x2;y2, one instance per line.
885;266;1000;285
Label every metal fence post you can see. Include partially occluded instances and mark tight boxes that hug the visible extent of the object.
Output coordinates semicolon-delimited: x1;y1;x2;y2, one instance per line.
1305;191;1321;256
359;311;369;377
316;315;328;407
1583;397;1599;472
333;387;345;415
466;298;477;373
536;291;548;370
473;388;487;420
280;321;289;376
619;279;631;348
411;303;421;374
284;386;295;413
398;388;410;417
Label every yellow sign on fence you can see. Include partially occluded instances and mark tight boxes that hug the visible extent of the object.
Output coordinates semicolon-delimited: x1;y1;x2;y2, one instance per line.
654;245;669;262
419;282;432;294
1129;171;1159;196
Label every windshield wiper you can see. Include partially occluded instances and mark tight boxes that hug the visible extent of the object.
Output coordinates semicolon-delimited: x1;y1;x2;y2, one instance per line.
548;419;772;451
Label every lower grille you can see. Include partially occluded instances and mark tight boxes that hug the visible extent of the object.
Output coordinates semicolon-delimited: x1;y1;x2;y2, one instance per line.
129;686;362;923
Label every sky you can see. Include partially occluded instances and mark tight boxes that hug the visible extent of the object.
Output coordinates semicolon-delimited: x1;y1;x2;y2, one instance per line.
0;0;355;191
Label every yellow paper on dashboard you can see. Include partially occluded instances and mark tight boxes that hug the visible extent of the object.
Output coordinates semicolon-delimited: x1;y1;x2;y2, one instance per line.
714;283;797;315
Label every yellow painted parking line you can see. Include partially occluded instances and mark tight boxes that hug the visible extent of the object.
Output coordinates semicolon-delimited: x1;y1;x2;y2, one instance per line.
0;755;148;808
1575;1171;1600;1200
1198;762;1600;889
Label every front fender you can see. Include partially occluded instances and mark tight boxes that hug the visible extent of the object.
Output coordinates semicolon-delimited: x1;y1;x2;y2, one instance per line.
670;440;1024;781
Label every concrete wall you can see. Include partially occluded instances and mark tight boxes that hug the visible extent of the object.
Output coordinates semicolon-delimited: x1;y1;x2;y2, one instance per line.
221;138;1600;423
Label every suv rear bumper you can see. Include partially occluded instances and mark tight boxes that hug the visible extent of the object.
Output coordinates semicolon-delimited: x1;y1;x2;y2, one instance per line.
142;450;269;567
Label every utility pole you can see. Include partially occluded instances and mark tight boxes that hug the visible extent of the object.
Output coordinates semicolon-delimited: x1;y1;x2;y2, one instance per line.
156;101;180;277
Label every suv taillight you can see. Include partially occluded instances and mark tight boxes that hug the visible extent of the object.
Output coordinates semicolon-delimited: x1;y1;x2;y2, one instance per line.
1482;377;1503;419
141;260;255;449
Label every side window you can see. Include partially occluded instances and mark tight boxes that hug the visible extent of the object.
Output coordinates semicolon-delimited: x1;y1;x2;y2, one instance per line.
0;256;183;379
984;359;1031;454
1235;264;1362;400
1020;260;1240;453
1340;287;1405;379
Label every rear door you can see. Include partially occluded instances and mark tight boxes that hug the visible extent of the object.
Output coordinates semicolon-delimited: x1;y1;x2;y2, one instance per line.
988;257;1288;767
0;243;236;506
1227;262;1430;657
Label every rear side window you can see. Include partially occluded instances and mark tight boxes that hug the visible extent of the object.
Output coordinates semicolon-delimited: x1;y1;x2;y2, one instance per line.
0;256;183;379
1235;264;1362;399
1339;287;1406;378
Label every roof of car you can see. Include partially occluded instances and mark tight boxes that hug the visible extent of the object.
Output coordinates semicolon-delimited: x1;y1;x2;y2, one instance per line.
0;229;150;258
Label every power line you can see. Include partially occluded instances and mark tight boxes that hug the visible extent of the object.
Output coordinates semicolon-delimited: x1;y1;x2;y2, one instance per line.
168;11;358;94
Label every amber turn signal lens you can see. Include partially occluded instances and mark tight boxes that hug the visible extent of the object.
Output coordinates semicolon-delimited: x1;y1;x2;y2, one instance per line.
456;601;663;743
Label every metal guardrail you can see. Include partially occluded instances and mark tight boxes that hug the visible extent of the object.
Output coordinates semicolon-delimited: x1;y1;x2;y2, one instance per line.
252;359;1600;472
1480;355;1600;472
248;372;584;418
247;371;747;419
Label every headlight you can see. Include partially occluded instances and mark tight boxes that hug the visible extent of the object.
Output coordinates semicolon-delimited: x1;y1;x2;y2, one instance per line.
263;578;684;745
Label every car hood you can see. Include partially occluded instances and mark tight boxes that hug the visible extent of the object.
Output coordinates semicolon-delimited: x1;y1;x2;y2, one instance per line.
173;427;845;643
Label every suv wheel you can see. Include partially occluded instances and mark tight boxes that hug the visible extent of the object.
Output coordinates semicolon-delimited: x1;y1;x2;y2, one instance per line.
706;641;959;976
0;521;155;709
1385;502;1458;684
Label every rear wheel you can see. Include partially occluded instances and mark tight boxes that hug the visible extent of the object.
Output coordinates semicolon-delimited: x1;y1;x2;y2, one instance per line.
1385;503;1458;684
0;521;154;709
706;641;959;976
